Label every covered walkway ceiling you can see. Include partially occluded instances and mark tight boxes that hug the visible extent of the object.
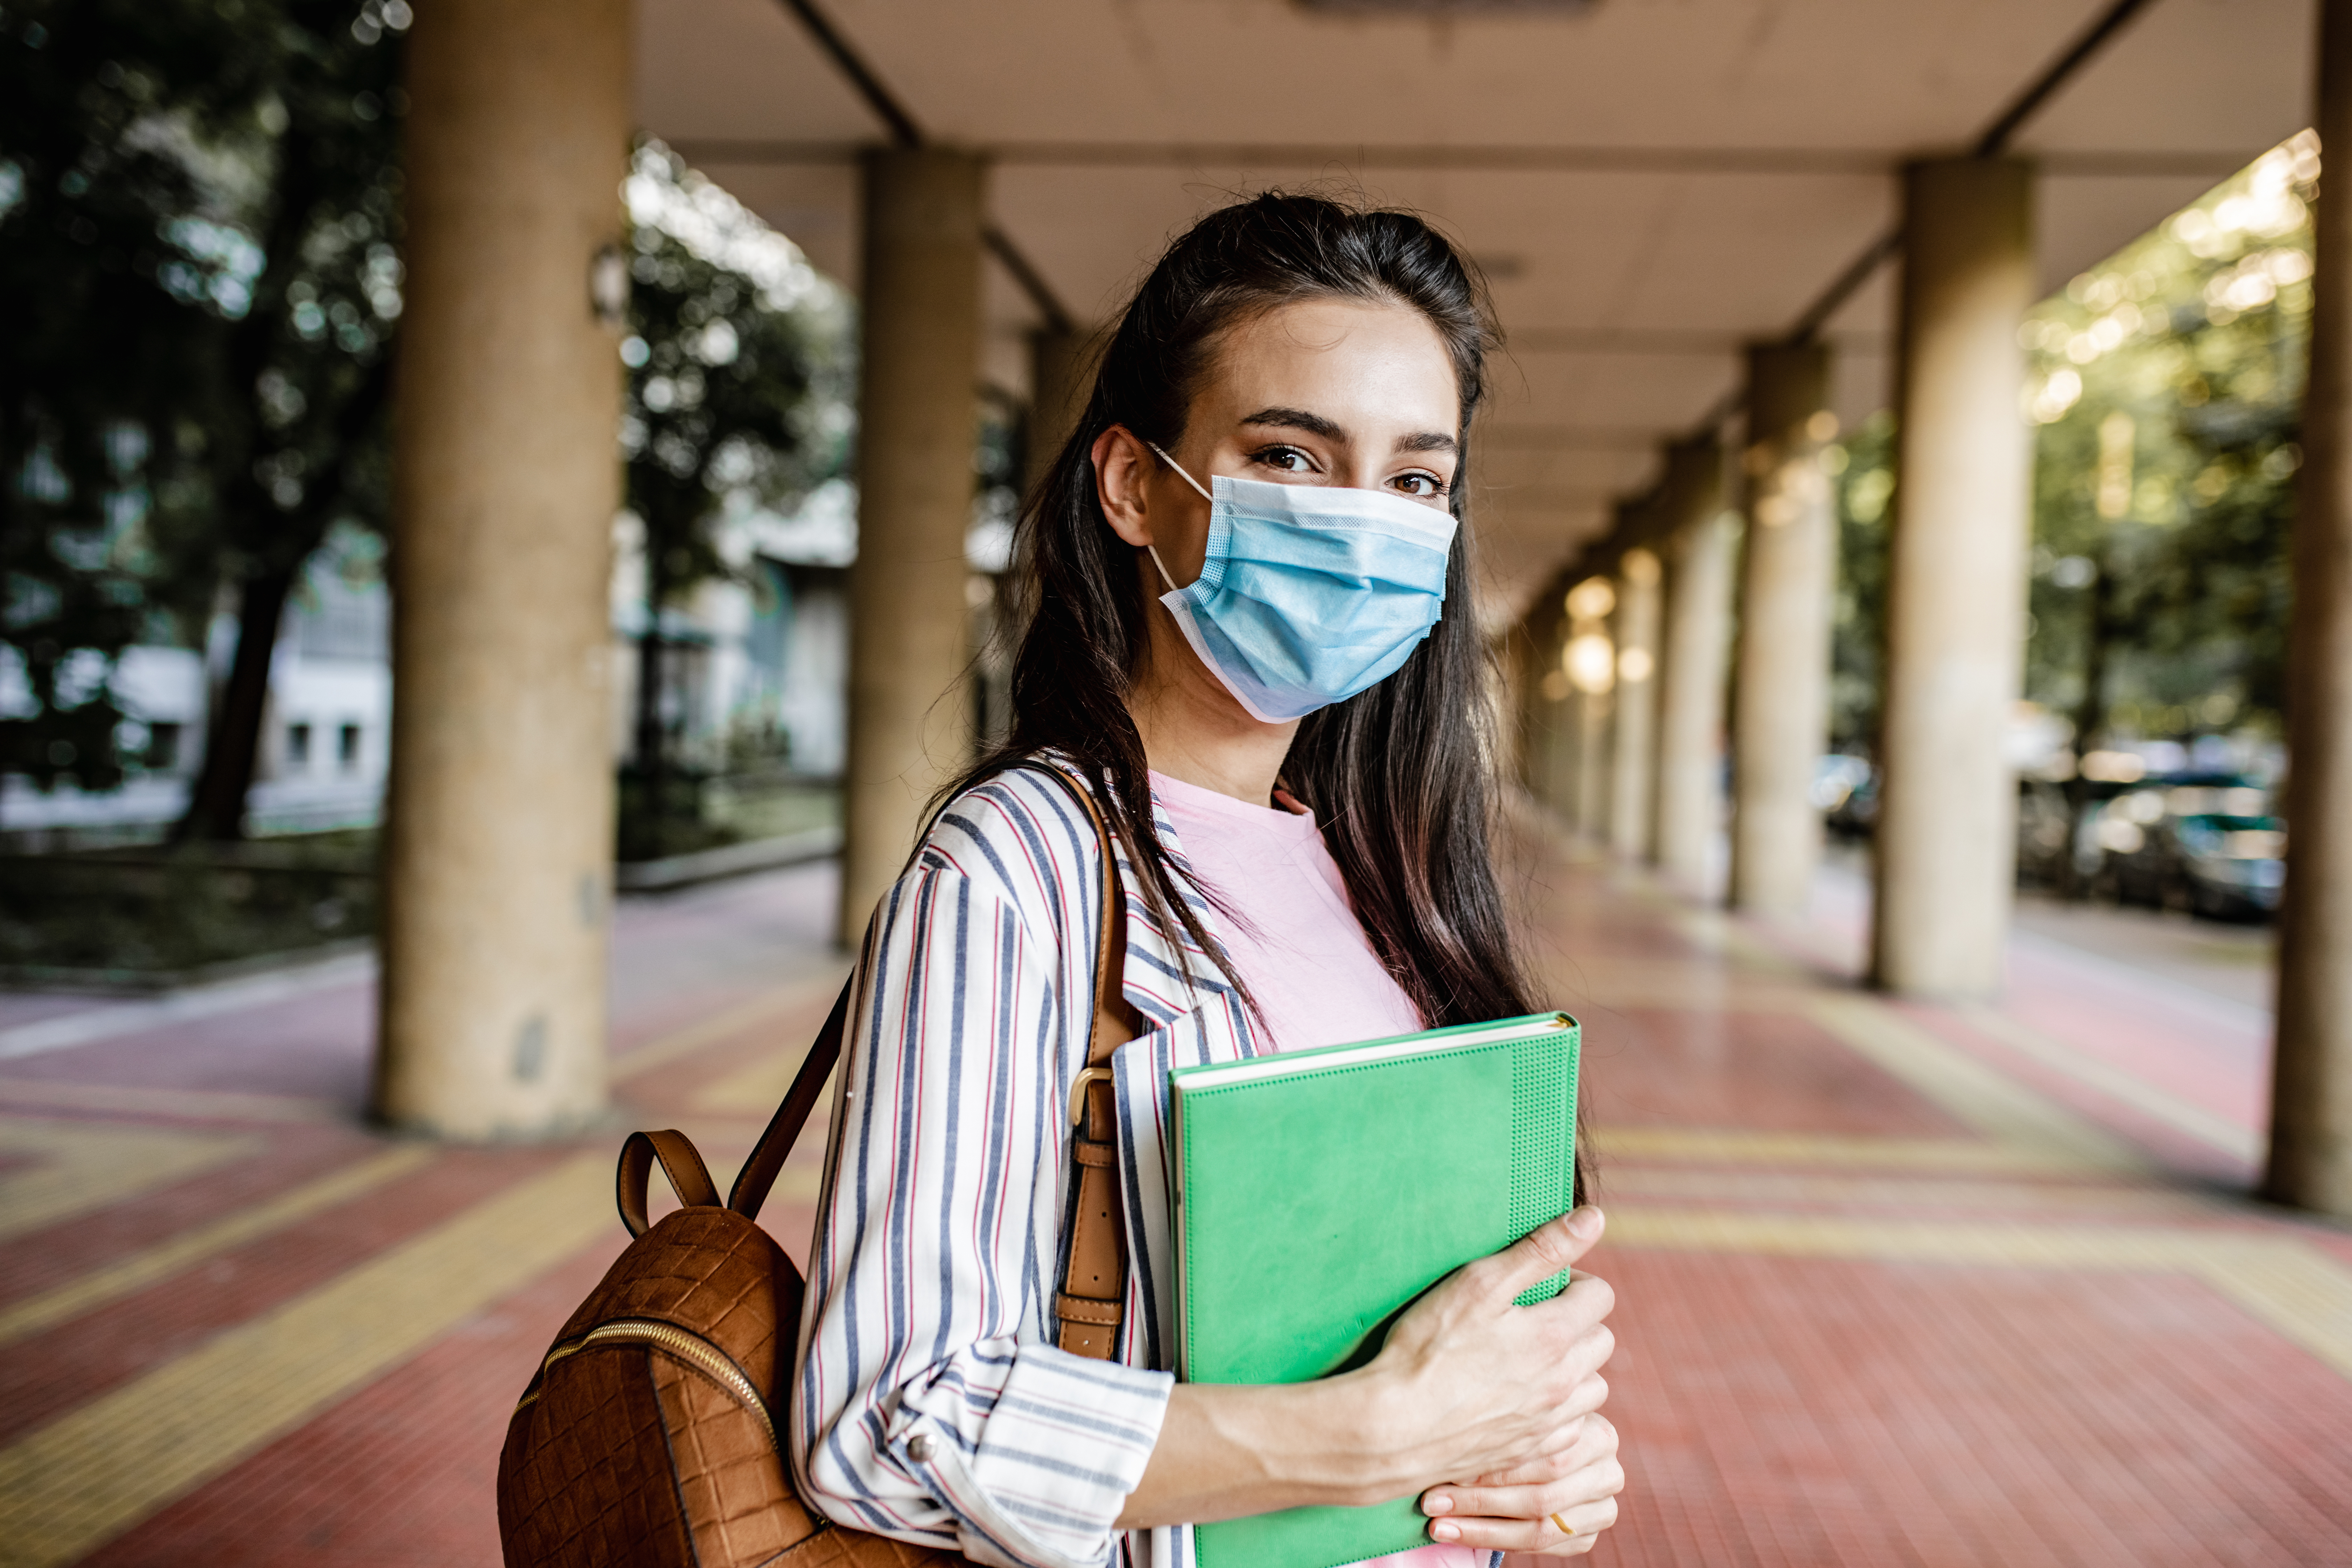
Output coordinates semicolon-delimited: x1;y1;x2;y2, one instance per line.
633;0;2312;610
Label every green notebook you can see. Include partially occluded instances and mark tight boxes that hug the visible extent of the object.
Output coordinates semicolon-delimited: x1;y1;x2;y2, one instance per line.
1169;1011;1581;1568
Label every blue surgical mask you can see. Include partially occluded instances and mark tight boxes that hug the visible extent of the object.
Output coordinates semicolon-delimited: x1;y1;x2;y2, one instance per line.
1143;444;1457;722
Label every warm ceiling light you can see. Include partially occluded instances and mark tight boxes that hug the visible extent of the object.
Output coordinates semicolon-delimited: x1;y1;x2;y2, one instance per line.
1564;632;1616;694
1565;577;1616;621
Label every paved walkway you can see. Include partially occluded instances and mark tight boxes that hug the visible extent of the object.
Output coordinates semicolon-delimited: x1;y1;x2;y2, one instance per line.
0;814;2347;1567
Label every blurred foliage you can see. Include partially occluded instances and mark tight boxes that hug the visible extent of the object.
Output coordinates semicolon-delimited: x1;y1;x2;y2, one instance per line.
2019;132;2313;749
0;0;406;803
616;142;854;858
621;143;852;615
1827;410;1895;752
1826;132;2314;761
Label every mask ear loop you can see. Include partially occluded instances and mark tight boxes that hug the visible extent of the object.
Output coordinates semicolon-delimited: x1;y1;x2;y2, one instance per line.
1142;441;1214;593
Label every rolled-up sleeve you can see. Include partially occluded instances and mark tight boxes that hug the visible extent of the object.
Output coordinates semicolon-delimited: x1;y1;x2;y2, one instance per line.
792;852;1172;1568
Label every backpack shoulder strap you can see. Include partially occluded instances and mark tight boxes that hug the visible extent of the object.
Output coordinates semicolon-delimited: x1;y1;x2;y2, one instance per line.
726;971;860;1221
1028;763;1139;1359
729;763;1138;1364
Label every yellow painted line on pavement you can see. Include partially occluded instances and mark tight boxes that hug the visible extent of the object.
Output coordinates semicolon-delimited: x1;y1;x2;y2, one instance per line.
0;1144;436;1349
0;1152;615;1568
0;1080;340;1124
1954;1002;2264;1164
1599;1163;2212;1217
1591;1126;2088;1175
0;1117;261;1245
1609;1205;2352;1382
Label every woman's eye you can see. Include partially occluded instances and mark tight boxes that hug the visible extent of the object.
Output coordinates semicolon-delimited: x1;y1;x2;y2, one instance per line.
1249;445;1314;474
1393;472;1448;498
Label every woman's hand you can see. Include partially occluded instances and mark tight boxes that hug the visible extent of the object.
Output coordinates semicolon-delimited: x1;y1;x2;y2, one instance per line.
1420;1414;1623;1557
1374;1209;1622;1556
1116;1207;1618;1532
1354;1207;1617;1508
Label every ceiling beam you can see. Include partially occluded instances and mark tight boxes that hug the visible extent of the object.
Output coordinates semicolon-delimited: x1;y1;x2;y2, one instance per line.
770;0;1075;335
667;138;2247;180
1780;0;2165;350
1973;0;2161;158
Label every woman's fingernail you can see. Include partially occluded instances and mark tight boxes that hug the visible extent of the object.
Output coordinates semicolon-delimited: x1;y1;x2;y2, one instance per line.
1431;1522;1461;1542
1422;1494;1452;1516
1567;1206;1603;1239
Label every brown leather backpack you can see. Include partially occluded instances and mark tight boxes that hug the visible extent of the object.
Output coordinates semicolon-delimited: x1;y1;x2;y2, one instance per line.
498;765;1136;1567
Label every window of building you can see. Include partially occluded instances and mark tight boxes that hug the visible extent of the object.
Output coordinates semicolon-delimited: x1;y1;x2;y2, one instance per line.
286;722;312;769
146;722;182;771
338;722;362;771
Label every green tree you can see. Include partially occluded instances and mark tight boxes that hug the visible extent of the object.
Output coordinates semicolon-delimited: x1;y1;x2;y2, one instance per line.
617;144;852;856
2012;133;2311;894
2020;132;2312;755
1826;409;1895;755
1;0;260;792
0;0;406;838
172;0;406;841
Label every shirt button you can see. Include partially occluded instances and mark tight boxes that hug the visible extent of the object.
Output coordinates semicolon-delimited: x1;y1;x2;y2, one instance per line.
907;1434;935;1463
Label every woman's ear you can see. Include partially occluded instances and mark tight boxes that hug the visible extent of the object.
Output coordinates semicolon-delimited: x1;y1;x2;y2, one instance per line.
1093;425;1157;548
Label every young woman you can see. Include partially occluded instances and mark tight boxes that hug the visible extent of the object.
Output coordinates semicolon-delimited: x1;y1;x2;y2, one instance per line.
794;194;1623;1568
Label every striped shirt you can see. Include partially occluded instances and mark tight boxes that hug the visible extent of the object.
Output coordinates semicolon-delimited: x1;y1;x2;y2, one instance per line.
791;762;1500;1568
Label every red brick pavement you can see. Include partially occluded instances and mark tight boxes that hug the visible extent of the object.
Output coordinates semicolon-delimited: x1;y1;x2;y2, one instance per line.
5;845;2351;1567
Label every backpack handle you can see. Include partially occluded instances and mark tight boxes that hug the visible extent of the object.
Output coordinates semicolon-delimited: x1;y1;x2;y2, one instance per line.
616;1128;724;1238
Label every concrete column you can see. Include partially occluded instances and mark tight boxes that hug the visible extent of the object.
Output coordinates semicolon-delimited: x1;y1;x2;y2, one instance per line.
840;149;988;944
1871;157;2036;996
1562;575;1617;838
1024;324;1094;501
374;0;629;1138
1539;679;1573;818
1533;616;1571;822
1652;442;1732;884
2268;1;2352;1215
1608;549;1663;858
1731;343;1839;918
1514;606;1552;804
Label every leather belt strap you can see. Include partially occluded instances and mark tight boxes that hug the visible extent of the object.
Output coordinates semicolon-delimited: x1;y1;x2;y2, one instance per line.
714;761;1137;1363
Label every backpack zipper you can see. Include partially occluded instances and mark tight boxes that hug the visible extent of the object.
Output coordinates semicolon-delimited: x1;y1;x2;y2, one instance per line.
517;1318;776;1448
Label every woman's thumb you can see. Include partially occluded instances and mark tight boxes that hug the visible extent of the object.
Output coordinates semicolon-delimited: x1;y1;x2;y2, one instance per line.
1490;1207;1605;1298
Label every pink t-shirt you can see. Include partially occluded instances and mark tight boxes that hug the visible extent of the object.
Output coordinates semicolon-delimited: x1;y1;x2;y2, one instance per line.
1151;771;1423;1054
1150;772;1484;1568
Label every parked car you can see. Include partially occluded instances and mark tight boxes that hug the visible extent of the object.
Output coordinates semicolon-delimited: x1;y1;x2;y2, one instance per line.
1818;755;1877;839
2015;775;2139;890
2112;809;2286;920
2106;778;2281;919
2181;814;2287;919
2017;770;2278;915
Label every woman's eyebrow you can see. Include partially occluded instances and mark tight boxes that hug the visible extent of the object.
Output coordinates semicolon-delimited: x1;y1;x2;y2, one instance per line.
1240;408;1457;458
1239;406;1346;441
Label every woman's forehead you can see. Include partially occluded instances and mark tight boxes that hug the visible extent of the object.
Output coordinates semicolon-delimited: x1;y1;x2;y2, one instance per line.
1200;300;1458;437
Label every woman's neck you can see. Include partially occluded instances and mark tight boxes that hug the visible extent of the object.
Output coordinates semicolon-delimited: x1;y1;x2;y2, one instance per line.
1125;601;1298;808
